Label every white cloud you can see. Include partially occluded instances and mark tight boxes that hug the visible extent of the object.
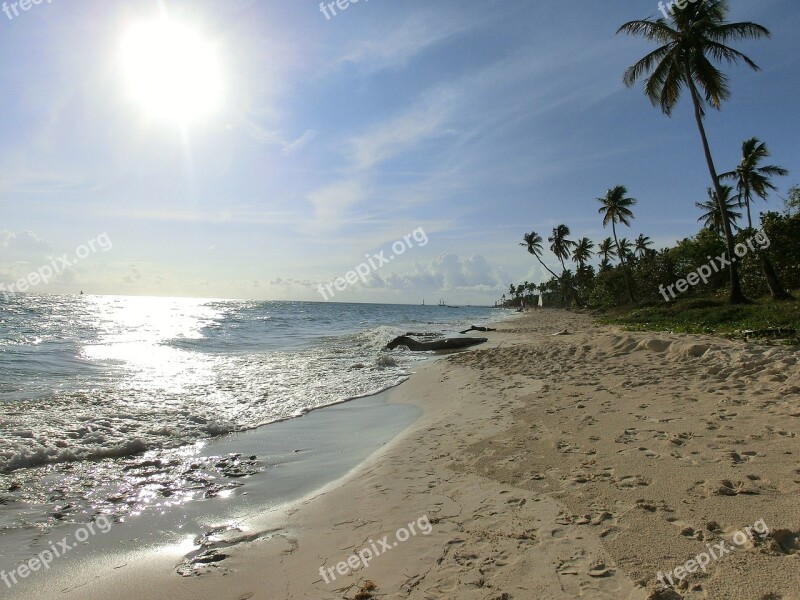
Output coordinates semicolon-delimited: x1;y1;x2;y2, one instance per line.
367;253;509;292
0;230;53;258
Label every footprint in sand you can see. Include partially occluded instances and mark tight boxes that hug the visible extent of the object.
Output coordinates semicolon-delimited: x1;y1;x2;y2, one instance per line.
615;474;650;489
637;447;661;459
723;449;759;465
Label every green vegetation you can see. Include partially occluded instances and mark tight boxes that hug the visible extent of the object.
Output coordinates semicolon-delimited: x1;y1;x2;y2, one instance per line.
600;292;800;342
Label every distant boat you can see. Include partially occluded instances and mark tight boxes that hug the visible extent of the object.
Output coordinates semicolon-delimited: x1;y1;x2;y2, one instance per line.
438;299;446;307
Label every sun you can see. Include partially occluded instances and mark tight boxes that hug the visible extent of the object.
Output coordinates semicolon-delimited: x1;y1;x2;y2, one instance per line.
120;18;223;123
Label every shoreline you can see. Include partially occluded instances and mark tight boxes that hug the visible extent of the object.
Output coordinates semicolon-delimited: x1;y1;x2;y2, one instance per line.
12;309;800;600
0;384;422;598
0;307;517;585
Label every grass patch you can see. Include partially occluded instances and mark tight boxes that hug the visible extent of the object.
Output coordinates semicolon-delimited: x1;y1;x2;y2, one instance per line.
598;291;800;342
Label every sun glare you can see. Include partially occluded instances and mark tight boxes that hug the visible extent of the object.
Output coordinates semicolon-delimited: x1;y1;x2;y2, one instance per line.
120;18;223;123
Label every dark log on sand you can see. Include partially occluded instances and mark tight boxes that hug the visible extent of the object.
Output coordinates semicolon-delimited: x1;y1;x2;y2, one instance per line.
385;335;488;351
459;325;496;334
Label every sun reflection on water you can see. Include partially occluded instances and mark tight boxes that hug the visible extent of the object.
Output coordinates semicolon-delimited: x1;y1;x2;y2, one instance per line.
81;296;223;394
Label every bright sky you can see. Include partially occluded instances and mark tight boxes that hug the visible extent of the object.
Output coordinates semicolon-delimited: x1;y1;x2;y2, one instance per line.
1;0;798;303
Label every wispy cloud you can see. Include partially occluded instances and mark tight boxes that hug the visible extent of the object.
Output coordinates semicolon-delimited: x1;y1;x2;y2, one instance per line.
334;8;478;73
306;179;369;230
349;103;451;171
0;170;92;196
282;129;318;155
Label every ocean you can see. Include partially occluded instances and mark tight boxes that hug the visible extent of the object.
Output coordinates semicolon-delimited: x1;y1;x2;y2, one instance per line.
0;295;507;538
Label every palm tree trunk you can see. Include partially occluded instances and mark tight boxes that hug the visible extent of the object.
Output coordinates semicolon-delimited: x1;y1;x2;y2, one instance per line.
761;253;793;301
744;195;792;301
612;223;635;303
536;257;560;281
686;70;746;304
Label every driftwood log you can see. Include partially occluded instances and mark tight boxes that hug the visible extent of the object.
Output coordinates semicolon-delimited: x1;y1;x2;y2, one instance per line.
385;335;488;351
459;325;496;334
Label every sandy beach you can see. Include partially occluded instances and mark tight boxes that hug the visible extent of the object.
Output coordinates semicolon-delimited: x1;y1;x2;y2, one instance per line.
17;310;800;600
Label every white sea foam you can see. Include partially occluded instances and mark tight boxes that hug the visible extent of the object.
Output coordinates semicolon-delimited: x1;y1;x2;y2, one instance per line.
0;297;510;479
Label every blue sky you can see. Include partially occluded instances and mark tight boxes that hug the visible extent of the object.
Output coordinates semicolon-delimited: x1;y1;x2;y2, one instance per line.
1;0;798;303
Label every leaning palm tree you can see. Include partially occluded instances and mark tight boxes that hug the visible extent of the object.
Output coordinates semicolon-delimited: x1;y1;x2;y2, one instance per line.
634;234;653;258
572;237;595;269
721;138;788;229
696;186;741;234
618;0;769;304
520;232;560;280
597;185;637;302
548;225;575;274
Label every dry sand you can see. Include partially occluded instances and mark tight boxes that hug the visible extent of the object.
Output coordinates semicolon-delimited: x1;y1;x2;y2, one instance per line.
46;310;800;599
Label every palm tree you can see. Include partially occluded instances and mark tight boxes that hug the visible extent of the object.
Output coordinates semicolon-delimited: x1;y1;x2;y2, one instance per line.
572;237;595;269
597;185;637;302
598;237;617;267
617;237;634;263
618;0;769;304
634;234;653;258
696;186;741;233
787;186;800;214
548;225;575;274
721;138;791;300
721;138;788;229
520;232;560;280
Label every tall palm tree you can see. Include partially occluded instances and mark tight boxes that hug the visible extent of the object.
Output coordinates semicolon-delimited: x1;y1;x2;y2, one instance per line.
696;186;741;233
572;237;595;269
548;225;575;274
520;232;560;280
634;234;653;258
618;0;769;304
721;138;788;228
597;185;637;302
598;237;617;267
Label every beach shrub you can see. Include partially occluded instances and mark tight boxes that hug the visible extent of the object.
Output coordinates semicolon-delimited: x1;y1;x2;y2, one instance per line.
761;211;800;290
